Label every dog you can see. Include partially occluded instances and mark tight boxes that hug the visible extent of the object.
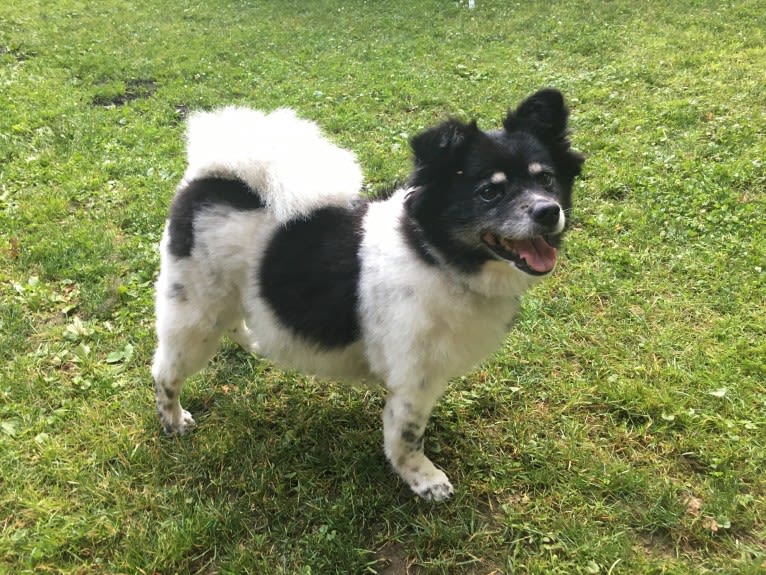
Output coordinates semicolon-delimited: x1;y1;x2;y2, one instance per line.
152;88;584;501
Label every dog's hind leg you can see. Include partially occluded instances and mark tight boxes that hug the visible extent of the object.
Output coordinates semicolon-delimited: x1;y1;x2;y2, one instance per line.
152;330;223;435
152;284;229;435
383;386;454;501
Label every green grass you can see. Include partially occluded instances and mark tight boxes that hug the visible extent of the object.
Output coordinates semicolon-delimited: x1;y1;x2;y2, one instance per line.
1;0;764;572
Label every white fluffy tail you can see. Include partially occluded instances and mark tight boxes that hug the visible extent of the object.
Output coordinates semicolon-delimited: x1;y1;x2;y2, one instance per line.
182;107;363;222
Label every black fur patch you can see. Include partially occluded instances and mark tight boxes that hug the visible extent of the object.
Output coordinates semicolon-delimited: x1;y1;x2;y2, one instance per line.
167;177;264;258
259;203;369;349
403;187;491;273
400;215;438;266
401;422;425;452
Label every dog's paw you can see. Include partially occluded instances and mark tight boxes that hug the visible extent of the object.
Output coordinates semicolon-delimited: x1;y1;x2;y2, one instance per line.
228;323;260;354
411;468;454;502
160;409;196;436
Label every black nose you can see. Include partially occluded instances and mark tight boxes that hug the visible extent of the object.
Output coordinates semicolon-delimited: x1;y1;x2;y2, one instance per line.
530;203;561;227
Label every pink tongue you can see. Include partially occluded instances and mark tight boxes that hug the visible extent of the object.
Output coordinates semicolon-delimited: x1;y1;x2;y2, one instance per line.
515;237;557;273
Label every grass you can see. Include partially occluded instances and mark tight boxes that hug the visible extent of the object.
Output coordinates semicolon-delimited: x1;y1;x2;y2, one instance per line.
1;0;764;572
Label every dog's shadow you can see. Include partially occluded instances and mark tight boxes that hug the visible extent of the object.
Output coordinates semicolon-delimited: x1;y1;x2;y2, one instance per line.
148;349;476;508
152;356;400;500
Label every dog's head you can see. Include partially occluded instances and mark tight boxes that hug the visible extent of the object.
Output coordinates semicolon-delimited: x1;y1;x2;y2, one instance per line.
405;89;584;281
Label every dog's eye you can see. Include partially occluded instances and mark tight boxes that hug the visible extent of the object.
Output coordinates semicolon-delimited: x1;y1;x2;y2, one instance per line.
478;185;504;202
536;172;555;188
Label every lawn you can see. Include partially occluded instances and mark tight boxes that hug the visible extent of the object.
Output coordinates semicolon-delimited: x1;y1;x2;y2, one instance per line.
1;0;764;573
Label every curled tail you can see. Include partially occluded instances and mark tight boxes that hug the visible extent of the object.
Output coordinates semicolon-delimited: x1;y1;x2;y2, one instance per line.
182;107;363;222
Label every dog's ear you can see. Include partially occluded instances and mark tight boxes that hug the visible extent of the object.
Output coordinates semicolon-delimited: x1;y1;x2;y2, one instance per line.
505;89;584;179
410;118;479;176
503;88;569;141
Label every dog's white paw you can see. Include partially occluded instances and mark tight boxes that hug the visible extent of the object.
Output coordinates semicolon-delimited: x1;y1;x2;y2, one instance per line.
412;468;454;502
161;408;196;436
228;323;260;354
397;456;454;501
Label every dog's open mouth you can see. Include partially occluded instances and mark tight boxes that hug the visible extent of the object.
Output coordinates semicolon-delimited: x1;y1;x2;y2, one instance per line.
482;232;558;275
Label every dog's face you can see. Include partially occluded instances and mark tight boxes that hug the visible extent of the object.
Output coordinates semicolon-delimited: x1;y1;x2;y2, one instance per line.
405;89;584;278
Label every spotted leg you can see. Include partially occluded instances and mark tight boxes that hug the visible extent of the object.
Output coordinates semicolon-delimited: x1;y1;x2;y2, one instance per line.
151;276;235;434
383;387;454;501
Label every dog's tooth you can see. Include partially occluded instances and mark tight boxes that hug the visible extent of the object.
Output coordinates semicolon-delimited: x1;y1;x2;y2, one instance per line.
483;232;497;246
500;238;515;252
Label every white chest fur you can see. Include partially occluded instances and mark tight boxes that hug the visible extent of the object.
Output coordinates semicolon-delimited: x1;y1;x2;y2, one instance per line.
359;191;535;388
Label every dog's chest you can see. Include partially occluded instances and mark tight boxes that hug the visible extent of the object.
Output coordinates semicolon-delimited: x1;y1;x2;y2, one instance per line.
422;287;520;377
360;268;520;383
359;194;526;382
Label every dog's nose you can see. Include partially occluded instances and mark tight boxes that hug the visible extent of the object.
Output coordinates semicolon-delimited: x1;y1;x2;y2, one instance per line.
530;202;562;227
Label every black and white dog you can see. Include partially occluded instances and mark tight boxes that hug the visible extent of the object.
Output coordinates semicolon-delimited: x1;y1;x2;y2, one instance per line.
152;89;584;501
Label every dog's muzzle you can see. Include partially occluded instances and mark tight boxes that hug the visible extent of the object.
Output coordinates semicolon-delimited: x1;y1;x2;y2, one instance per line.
482;201;565;275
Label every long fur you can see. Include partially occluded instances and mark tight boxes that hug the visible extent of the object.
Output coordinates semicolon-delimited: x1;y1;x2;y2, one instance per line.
152;90;583;501
182;107;362;222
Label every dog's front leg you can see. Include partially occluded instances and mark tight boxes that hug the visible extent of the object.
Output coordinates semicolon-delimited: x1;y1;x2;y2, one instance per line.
383;389;454;501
